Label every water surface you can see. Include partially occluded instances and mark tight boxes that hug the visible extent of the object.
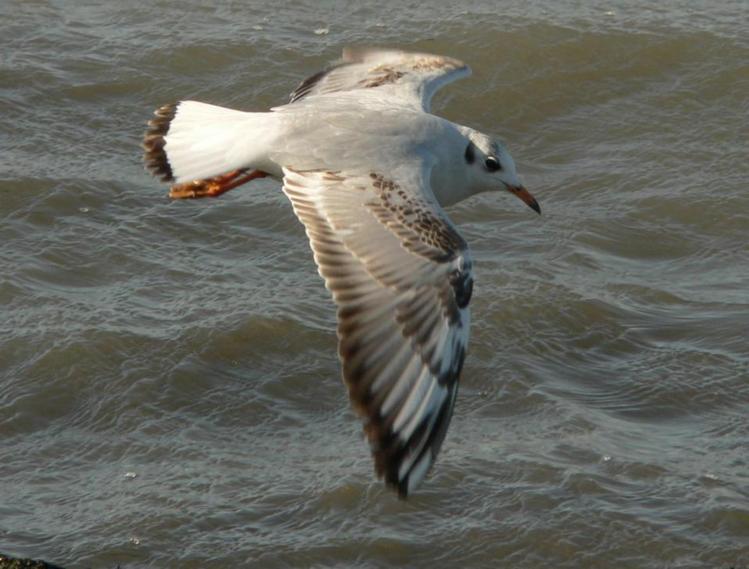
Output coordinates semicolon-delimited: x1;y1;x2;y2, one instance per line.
1;1;748;567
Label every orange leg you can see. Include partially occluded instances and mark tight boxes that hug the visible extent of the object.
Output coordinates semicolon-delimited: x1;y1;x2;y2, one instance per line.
169;169;268;199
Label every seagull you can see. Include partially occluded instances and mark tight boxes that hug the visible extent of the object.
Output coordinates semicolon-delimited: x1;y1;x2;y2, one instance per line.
142;47;540;498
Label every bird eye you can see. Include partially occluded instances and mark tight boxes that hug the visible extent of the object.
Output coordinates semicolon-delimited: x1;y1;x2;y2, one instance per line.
485;156;501;172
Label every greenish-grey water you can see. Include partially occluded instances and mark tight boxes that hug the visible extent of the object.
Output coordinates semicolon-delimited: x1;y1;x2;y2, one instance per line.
1;1;748;567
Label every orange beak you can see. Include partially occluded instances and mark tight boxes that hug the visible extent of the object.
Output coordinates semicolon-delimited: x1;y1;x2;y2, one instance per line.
507;185;540;214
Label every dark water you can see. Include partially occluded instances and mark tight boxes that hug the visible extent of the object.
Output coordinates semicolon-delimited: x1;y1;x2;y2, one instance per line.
1;1;748;567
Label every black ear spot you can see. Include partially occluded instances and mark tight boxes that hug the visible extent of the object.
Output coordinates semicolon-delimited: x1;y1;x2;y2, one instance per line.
464;142;476;164
484;156;501;172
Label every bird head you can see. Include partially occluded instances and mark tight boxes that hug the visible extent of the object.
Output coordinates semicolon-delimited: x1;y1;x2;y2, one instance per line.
463;131;540;214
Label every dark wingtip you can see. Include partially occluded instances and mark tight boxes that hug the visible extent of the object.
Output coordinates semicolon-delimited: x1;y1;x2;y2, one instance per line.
142;102;178;182
289;68;329;103
396;480;410;500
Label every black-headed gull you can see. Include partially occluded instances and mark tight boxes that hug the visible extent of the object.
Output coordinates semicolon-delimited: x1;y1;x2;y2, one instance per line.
143;48;540;498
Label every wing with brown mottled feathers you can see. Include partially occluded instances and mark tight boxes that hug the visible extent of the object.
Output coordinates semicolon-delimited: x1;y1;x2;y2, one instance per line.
281;164;472;497
288;47;471;112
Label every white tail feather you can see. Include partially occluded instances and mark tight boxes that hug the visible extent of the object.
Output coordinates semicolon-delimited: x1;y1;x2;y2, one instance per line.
161;101;277;183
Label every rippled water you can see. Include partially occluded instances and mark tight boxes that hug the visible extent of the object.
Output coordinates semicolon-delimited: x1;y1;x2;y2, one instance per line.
1;1;748;567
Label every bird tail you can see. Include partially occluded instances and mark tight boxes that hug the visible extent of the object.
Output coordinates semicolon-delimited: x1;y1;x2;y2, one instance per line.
142;101;277;184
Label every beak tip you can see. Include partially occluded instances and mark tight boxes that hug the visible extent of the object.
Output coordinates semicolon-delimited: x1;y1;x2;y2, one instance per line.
509;184;541;216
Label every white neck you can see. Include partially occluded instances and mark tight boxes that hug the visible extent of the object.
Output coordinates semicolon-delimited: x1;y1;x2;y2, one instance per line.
428;122;478;208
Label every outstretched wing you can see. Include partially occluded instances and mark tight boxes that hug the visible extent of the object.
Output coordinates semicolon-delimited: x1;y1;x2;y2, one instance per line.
282;162;473;497
288;47;471;112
